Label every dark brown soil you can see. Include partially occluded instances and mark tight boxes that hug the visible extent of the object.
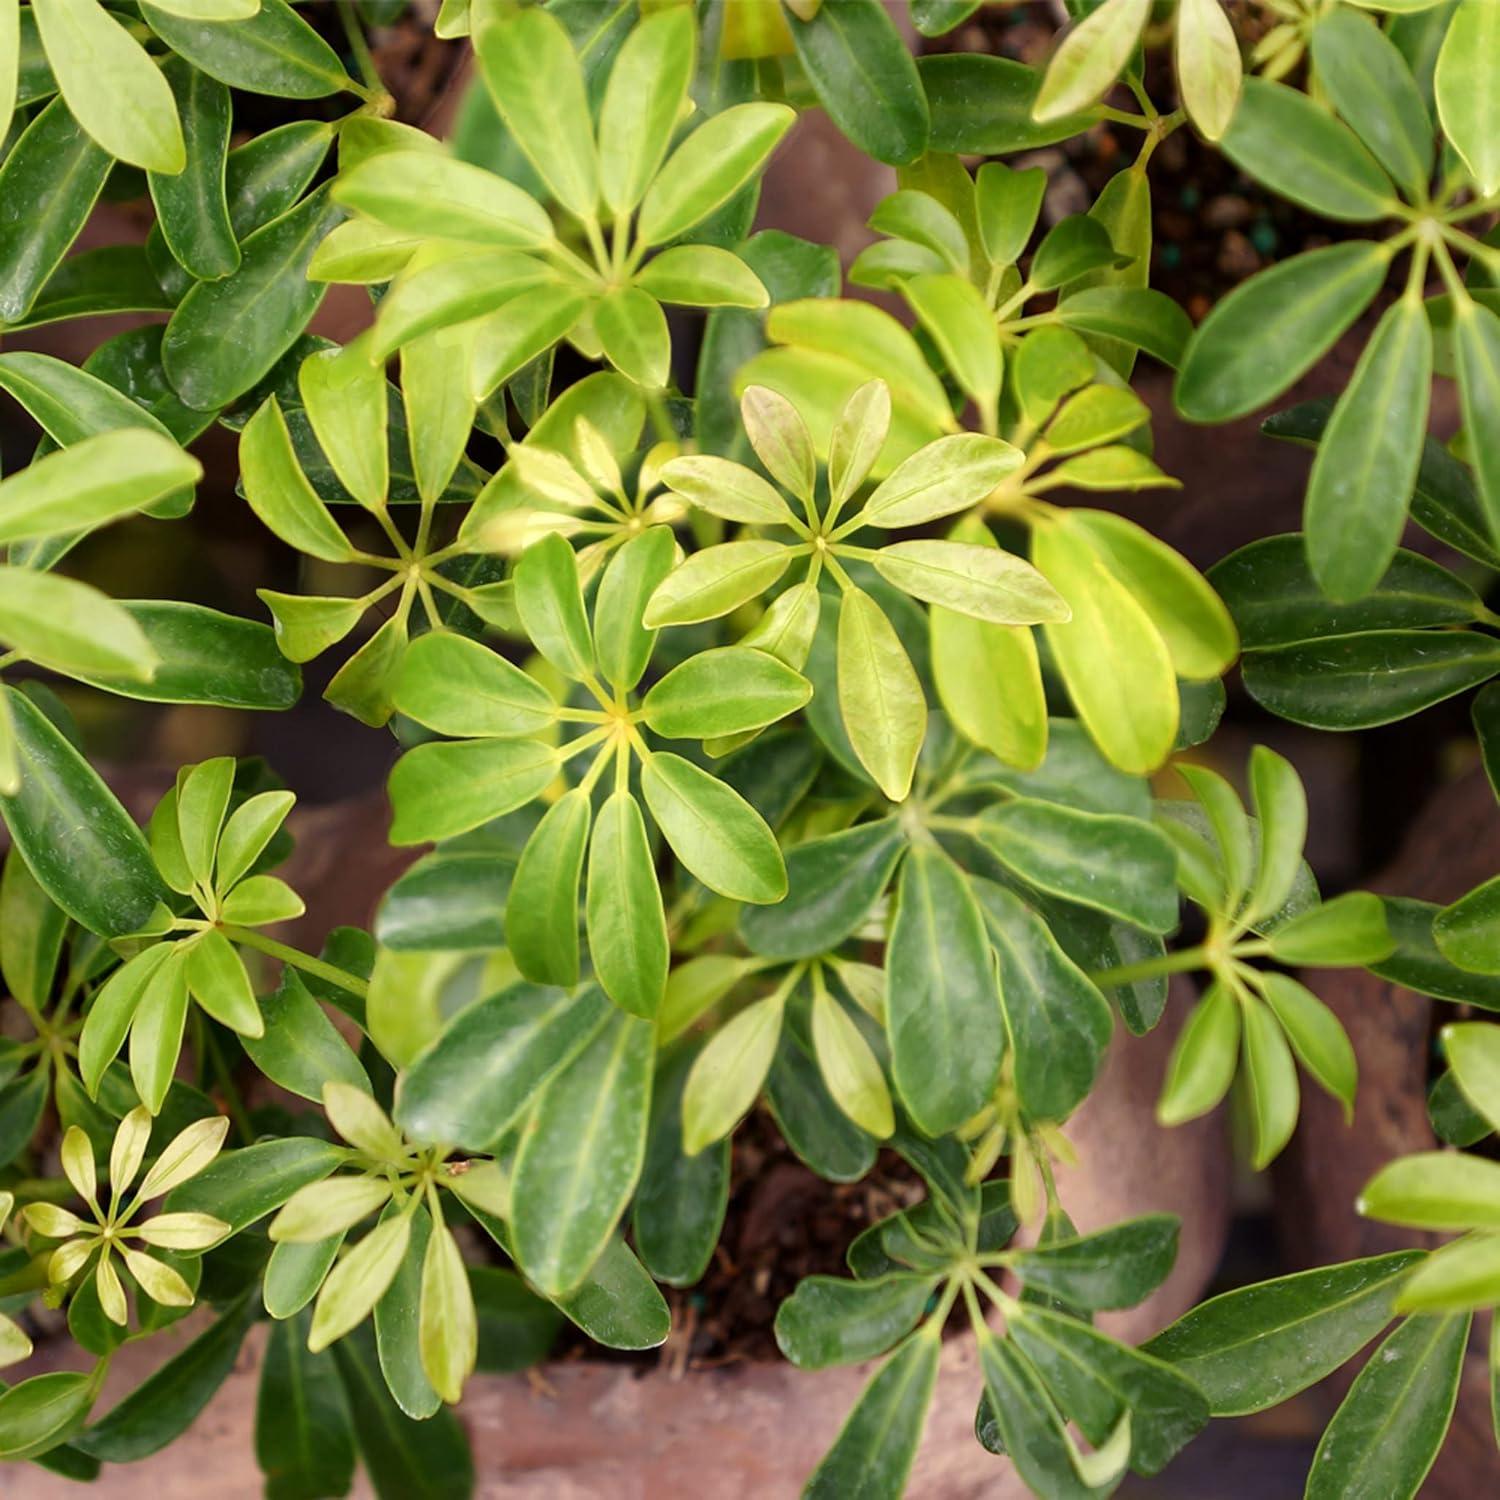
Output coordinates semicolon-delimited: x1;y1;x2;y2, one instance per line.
551;1108;929;1371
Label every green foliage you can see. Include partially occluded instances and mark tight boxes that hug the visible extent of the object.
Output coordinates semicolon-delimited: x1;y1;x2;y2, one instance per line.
0;3;1494;1497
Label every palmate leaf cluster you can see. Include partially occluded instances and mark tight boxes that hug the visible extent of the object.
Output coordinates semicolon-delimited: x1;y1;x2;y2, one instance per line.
0;2;1498;1498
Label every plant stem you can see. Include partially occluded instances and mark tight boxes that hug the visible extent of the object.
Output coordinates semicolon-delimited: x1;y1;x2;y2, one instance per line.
222;926;370;1000
1088;944;1209;988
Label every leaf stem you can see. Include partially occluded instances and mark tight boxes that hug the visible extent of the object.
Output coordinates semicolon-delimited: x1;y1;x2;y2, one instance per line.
1089;944;1209;988
221;926;370;1001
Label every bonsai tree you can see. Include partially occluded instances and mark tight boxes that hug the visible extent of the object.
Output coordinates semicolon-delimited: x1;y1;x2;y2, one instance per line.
0;1;1497;1496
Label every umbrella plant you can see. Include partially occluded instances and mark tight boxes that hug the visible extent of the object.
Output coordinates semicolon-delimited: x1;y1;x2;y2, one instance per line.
0;2;1497;1497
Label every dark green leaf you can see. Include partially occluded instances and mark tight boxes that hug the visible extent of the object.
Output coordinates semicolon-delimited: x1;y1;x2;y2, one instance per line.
163;186;344;411
787;0;929;166
332;1328;474;1500
256;1311;356;1500
149;56;238;281
775;1273;937;1369
1209;534;1485;649
73;1294;255;1461
509;1008;654;1297
166;1137;344;1233
918;54;1095;154
1176;242;1390;423
243;970;369;1103
1221;77;1397;221
974;879;1112;1122
0;687;164;936
886;845;1003;1136
1304;294;1433;601
395;981;610;1151
1241;630;1500;729
1142;1251;1425;1415
142;0;352;98
633;1041;730;1288
0;97;109;325
980;798;1179;933
740;817;906;961
804;1328;941;1499
1306;1312;1469;1500
1009;1215;1178;1311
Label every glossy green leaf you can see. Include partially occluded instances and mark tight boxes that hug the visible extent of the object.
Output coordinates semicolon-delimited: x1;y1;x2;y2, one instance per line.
1361;1150;1500;1230
297;341;388;509
837;587;926;802
514;531;594;680
165;1137;343;1232
243;970;368;1104
975;880;1112;1122
510;1007;653;1297
586;790;669;1018
595;285;670;389
860;432;1022;528
776;1273;937;1370
505;793;591;987
1176;242;1390;422
1241;994;1300;1169
1310;8;1432;202
981;798;1179;933
803;1328;940;1499
0;688;164;937
1258;972;1358;1120
1157;984;1241;1127
0;1371;98;1462
163;186;343;411
887;844;1003;1136
597;5;695;215
1434;0;1500;195
1067;509;1236;679
1434;876;1500;974
633;1041;731;1287
36;0;183;172
787;0;928;165
1244;744;1307;924
387;738;558;845
681;991;785;1155
0;96;110;324
256;1313;356;1499
1032;519;1178;773
873;539;1067;627
1142;1250;1425;1414
1266;890;1394;965
740;816;907;960
397;981;609;1150
146;57;236;280
637;102;794;245
1452;299;1500;539
642;752;786;903
1305;294;1433;601
333;148;552;249
1009;1214;1178;1311
593;525;676;691
73;1295;254;1462
142;0;350;98
922;53;1097;155
1241;630;1500;730
1306;1312;1468;1499
392;633;553;739
1055;286;1192;368
473;6;598;220
331;1329;474;1500
1397;1235;1500;1313
642;647;811;741
1034;0;1150;121
0;426;199;546
0;570;156;684
1222;77;1396;220
1209;535;1486;649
